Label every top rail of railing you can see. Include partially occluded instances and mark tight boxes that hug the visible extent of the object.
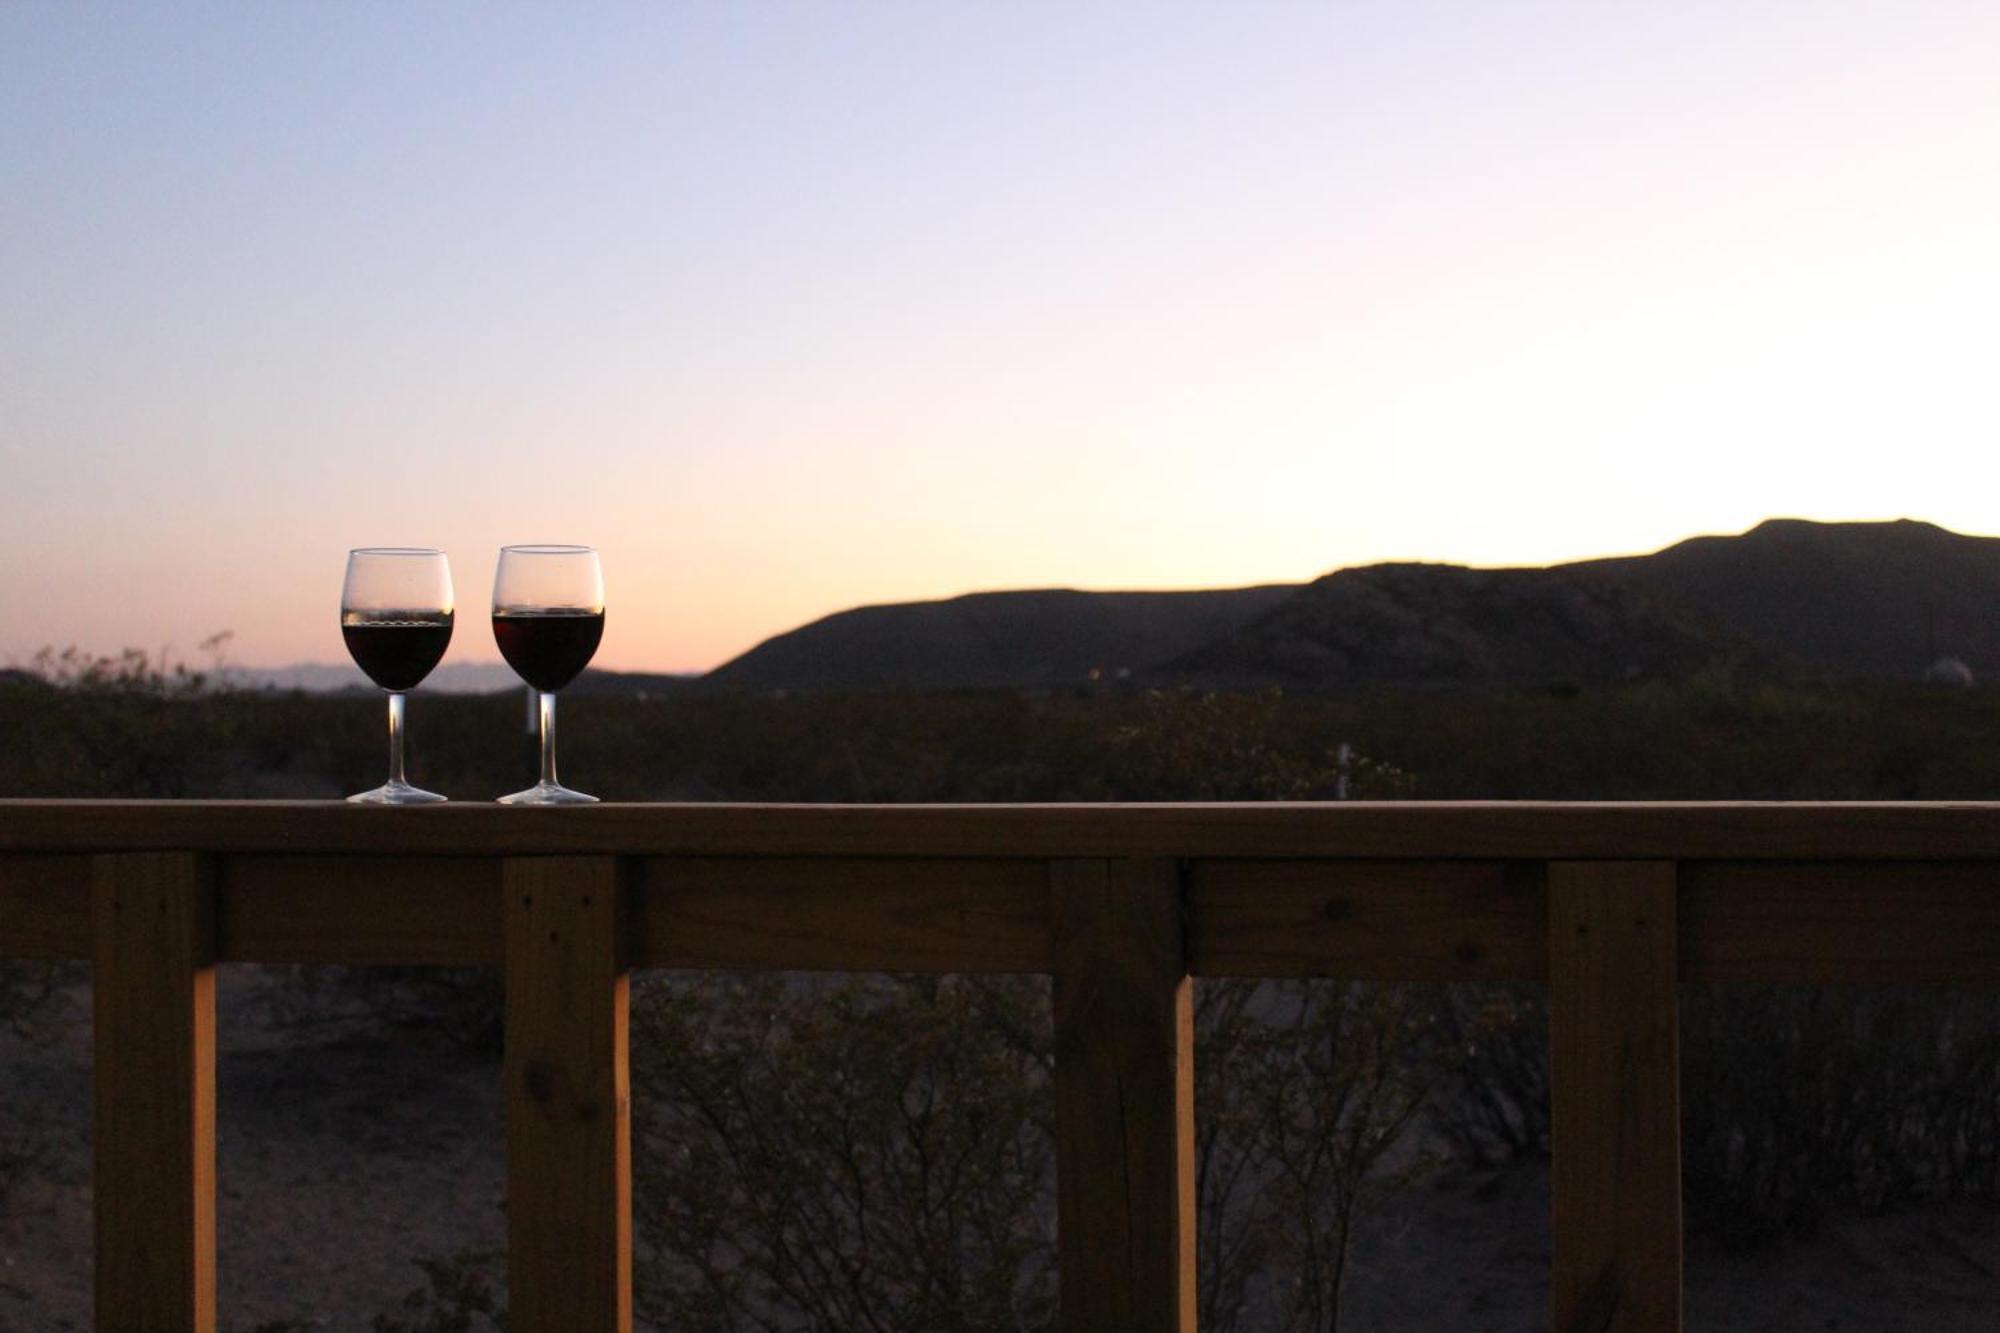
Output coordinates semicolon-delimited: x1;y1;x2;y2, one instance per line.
6;799;2000;858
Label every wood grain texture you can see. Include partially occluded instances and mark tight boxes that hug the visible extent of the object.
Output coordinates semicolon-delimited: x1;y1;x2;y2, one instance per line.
504;857;631;1333
14;836;2000;990
1052;858;1195;1333
1549;862;1681;1333
7;800;2000;859
92;852;217;1332
0;853;90;957
633;857;1049;972
1189;859;1546;980
219;856;501;964
1682;861;2000;986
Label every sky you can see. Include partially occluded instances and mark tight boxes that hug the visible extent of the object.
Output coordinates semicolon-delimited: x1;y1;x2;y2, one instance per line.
4;2;1998;674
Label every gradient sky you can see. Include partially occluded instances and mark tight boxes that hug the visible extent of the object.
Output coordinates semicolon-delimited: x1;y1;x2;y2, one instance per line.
4;3;1998;673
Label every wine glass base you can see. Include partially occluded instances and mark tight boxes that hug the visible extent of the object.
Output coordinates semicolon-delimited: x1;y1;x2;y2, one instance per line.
497;781;598;806
347;780;448;805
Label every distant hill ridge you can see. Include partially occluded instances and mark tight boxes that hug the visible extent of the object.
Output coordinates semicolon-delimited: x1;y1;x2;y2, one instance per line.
702;519;2000;693
703;586;1296;691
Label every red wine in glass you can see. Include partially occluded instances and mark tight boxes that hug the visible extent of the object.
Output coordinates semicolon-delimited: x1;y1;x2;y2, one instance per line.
492;545;604;804
492;609;605;693
342;619;454;693
341;549;455;804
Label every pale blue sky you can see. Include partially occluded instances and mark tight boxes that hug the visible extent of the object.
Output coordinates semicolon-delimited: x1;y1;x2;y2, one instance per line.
4;3;1998;670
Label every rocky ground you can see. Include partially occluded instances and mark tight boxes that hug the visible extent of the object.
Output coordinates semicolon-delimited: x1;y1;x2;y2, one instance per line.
3;970;1997;1331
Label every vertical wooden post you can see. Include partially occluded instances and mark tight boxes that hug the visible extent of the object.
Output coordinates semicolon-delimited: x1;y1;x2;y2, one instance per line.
93;851;217;1333
1549;861;1682;1332
1052;857;1195;1333
504;856;631;1332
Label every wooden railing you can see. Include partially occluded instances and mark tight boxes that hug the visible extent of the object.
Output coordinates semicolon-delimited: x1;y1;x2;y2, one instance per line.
4;800;2000;1331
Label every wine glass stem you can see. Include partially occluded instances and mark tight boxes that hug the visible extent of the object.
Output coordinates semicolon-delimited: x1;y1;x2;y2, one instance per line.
386;691;409;787
537;690;560;788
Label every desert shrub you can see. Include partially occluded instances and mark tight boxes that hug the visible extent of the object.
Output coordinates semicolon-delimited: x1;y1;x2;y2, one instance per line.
1111;687;1414;801
1681;986;2000;1249
10;654;2000;806
1423;984;1550;1166
1421;982;2000;1251
628;970;1445;1333
1196;979;1438;1333
0;647;226;796
631;972;1057;1332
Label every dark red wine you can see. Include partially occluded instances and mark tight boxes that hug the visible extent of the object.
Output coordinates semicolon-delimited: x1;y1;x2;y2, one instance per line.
341;617;454;692
493;609;605;692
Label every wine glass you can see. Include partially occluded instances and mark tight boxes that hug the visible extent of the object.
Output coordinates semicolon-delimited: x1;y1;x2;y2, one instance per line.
341;548;455;804
492;544;605;804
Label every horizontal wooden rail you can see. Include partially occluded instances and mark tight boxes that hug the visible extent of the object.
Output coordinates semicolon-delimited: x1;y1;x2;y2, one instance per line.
1679;860;2000;986
10;854;2000;987
4;800;2000;1333
8;798;2000;858
633;856;1053;972
1189;859;1548;981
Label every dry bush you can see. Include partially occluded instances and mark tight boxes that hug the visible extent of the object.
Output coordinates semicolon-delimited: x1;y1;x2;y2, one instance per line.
1422;983;2000;1252
1423;985;1550;1166
624;968;1446;1333
631;972;1057;1333
1681;986;2000;1249
1196;979;1438;1333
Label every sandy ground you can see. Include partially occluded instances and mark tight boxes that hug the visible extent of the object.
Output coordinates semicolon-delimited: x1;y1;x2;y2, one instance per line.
3;970;1998;1331
1;970;505;1331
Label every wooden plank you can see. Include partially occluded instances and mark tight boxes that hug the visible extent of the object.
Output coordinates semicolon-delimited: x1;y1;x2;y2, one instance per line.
633;857;1049;972
1682;861;2000;987
92;851;217;1332
0;853;91;957
25;842;2000;986
1548;861;1681;1332
504;857;631;1332
219;856;501;964
1051;858;1194;1333
8;799;2000;860
1189;859;1545;980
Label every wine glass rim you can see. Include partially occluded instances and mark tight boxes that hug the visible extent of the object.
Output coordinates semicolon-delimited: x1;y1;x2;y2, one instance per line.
500;543;597;555
349;546;445;557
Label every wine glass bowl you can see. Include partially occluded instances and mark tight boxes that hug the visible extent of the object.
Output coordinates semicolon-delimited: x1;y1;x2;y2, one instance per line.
341;548;454;804
492;609;604;693
493;544;604;804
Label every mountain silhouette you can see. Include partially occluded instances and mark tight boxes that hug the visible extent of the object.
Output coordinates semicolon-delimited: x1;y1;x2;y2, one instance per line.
1163;563;1739;688
700;519;1997;693
703;586;1295;692
1571;518;2000;680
